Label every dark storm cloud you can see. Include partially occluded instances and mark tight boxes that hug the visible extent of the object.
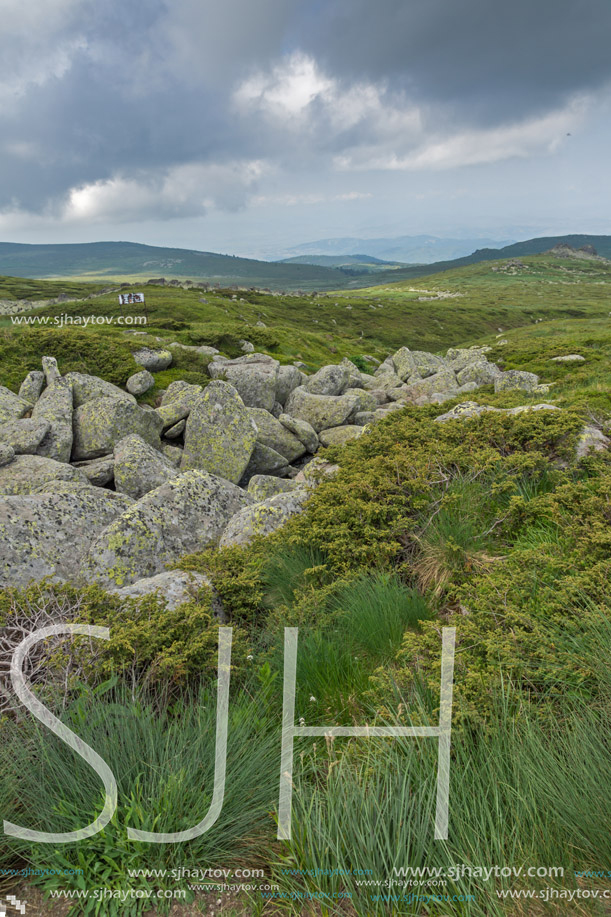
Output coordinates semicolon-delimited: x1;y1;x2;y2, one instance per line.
1;0;609;219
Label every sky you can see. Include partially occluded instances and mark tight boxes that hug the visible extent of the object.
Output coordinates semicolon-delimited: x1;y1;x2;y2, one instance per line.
1;0;611;259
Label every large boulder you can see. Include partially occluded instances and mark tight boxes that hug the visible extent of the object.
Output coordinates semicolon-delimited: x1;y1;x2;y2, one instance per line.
18;371;45;404
208;353;279;411
284;386;355;433
114;434;178;499
456;361;500;387
343;388;378;417
275;365;304;406
446;347;491;372
241;443;291;480
0;386;32;424
304;364;350;396
32;378;74;463
0;454;89;495
0;489;133;587
494;370;539;393
278;414;319;453
340;358;364;389
133;348;173;371
74;455;115;486
109;570;212;611
84;471;252;587
219;490;308;548
248;408;306;463
64;372;136;407
72;397;163;460
0;444;14;467
401;370;458;402
0;418;50;454
392;348;447;382
181;381;257;484
155;383;203;430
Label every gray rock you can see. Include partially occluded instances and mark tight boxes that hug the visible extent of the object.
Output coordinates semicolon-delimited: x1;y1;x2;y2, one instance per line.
72;396;163;460
354;411;376;425
181;381;257;484
208;353;279;411
275;365;304;405
278;414;319;453
446;346;491;372
18;371;45;404
110;570;212;610
284;386;355;432
550;354;585;363
239;340;255;353
84;470;252;587
161;443;183;466
0;386;32;424
575;425;610;459
32;378;73;462
126;370;155;395
42;355;61;385
64;372;136;407
343;388;378;417
494;370;539;393
248;408;306;462
392;348;447;381
0;444;15;467
402;370;458;402
0;454;89;494
155;384;203;430
456;361;500;387
161;381;204;405
271;400;284;418
74;455;115;486
434;402;494;423
247;475;302;501
304;364;350;396
339;358;364;389
133;348;173;371
169;342;219;357
0;418;50;454
0;489;133;588
241;443;291;480
114;434;178;499
319;425;364;447
219;490;308;548
294;457;340;486
164;419;186;439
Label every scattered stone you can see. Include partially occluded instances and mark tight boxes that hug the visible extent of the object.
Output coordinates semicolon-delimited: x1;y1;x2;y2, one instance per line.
84;471;252;587
575;425;610;460
181;381;257;484
392;348;446;381
110;570;212;610
219;490;308;548
72;397;163;460
304;364;350;396
126;369;155;395
74;455;115;487
164;418;186;439
402;370;458;401
114;434;178;499
241;443;291;480
18;371;45;404
550;354;586;363
133;347;173;371
0;418;50;454
248;408;306;462
284;387;355;432
456;361;500;386
275;365;304;405
319;425;364;447
239;340;255;353
494;370;539;393
294;456;340;486
278;414;319;453
161;443;183;466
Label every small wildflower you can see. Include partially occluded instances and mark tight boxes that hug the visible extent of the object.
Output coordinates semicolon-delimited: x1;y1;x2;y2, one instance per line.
309;695;317;702
247;654;254;661
299;717;306;727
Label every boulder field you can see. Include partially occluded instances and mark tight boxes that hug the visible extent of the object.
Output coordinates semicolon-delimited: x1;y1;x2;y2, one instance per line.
2;341;601;603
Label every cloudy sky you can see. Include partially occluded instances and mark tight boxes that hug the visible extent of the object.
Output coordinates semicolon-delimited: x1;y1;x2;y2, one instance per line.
2;0;611;258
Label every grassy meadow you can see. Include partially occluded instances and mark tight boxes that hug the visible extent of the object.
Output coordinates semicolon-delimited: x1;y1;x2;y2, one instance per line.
0;252;610;915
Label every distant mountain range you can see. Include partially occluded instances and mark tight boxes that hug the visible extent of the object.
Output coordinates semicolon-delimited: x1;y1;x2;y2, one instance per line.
0;235;610;292
275;234;516;264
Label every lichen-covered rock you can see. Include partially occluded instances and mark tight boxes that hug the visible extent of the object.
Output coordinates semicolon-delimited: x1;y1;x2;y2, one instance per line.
434;401;494;423
161;381;204;405
0;454;89;494
0;386;32;424
126;370;155;395
133;347;173;371
550;354;585;363
354;411;376;425
456;360;501;386
114;434;178;499
219;490;308;548
241;443;291;480
84;470;252;587
181;381;257;483
155;383;203;430
575;425;610;460
18;371;45;404
446;346;491;372
209;353;279;411
64;373;136;407
161;443;183;466
278;414;319;453
304;364;350;396
42;355;61;385
294;456;340;486
0;418;50;454
109;570;212;610
392;348;447;381
343;388;378;416
247;475;302;501
0;444;14;467
32;378;73;462
319;425;364;447
275;365;304;405
494;370;539;393
284;386;355;432
401;370;458;402
73;396;163;460
0;489;132;588
74;455;115;486
164;418;186;439
339;358;364;389
248;408;306;462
